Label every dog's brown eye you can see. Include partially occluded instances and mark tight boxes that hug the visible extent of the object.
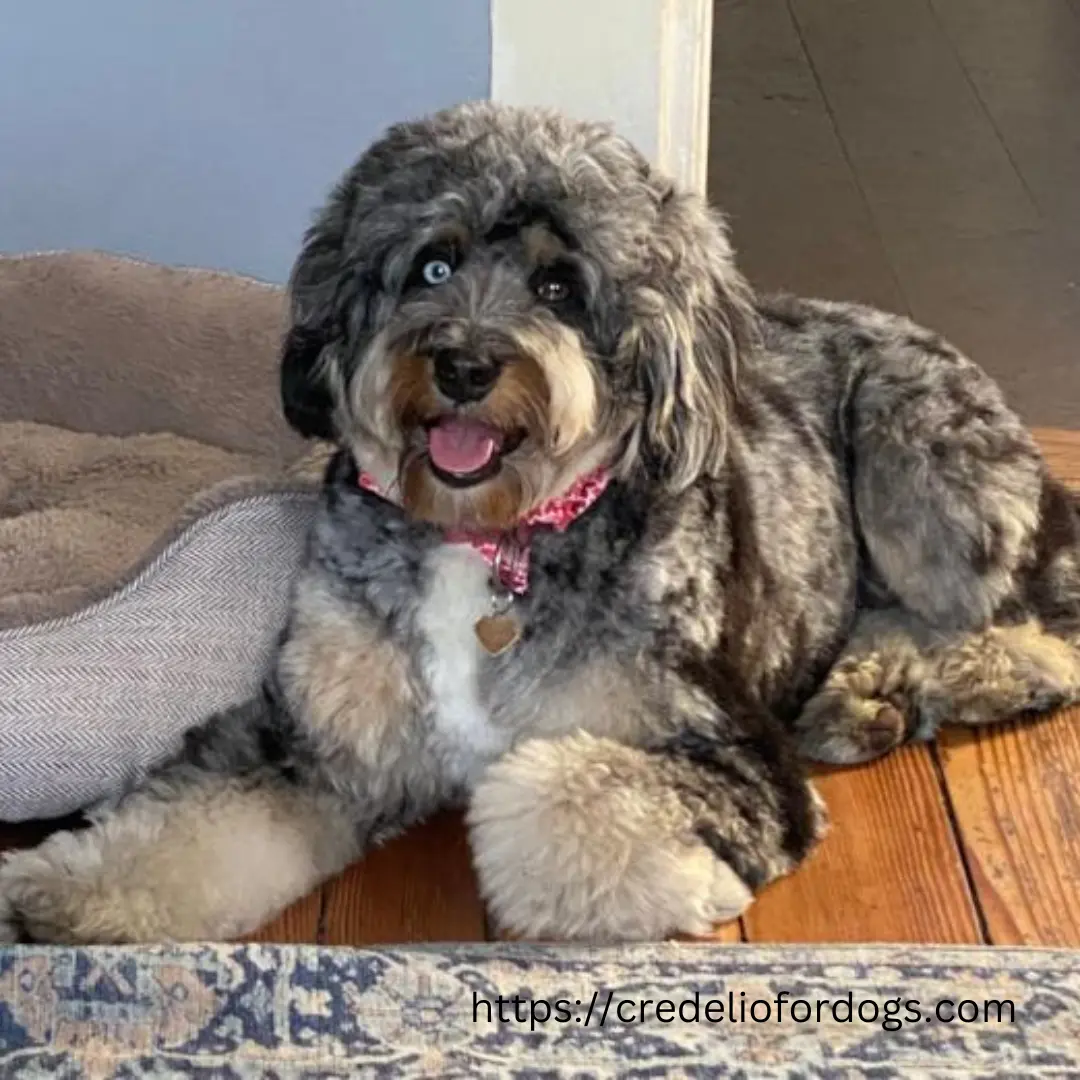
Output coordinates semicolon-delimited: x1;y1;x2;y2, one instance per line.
534;275;571;304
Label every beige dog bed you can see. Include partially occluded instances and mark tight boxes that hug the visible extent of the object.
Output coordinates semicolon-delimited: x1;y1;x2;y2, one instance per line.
0;252;326;821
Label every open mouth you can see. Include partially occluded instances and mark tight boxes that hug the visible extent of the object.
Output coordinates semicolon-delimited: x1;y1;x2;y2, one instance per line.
424;416;524;488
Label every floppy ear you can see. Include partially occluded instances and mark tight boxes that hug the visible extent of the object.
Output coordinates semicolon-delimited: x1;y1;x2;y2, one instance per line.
278;225;350;441
279;165;374;441
280;323;338;440
625;188;757;490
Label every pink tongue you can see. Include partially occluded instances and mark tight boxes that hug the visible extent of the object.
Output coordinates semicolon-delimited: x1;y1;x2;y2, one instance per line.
427;417;503;475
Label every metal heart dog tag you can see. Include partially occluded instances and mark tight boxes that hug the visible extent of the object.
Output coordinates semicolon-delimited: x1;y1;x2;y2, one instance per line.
475;588;521;655
474;612;522;655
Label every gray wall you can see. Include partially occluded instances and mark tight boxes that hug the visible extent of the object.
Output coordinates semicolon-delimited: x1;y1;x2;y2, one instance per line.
0;1;490;282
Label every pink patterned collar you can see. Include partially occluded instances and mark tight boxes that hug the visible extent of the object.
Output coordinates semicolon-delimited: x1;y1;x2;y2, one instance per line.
356;466;611;594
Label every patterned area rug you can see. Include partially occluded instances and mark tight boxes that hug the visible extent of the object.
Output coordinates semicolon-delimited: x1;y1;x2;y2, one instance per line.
0;942;1077;1077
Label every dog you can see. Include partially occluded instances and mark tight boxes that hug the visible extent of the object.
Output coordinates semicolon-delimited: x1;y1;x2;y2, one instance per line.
3;101;1079;944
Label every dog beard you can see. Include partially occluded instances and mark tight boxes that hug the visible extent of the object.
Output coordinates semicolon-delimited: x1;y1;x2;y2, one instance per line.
347;321;607;530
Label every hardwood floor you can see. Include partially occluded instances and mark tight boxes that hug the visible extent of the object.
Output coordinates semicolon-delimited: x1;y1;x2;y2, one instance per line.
744;748;984;944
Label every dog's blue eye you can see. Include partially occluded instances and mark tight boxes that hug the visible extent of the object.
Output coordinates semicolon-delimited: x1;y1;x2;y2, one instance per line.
421;259;454;286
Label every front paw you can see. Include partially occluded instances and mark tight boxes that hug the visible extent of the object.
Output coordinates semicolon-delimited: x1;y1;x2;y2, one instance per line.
0;825;155;944
0;838;97;944
794;687;910;765
467;733;755;942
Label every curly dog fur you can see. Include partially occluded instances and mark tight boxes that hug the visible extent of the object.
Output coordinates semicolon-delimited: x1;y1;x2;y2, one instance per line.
4;102;1080;943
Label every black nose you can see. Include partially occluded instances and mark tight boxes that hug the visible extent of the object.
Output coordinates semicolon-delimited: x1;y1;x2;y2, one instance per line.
431;348;500;403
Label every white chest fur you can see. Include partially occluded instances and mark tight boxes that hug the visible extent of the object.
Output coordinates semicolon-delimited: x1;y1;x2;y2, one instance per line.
415;544;510;781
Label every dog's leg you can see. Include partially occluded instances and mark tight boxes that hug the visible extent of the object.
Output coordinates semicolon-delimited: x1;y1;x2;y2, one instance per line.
0;698;363;944
795;607;1080;765
849;336;1044;630
468;705;826;941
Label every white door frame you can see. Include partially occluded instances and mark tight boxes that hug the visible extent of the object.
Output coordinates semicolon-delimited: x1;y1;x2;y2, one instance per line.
490;0;713;194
